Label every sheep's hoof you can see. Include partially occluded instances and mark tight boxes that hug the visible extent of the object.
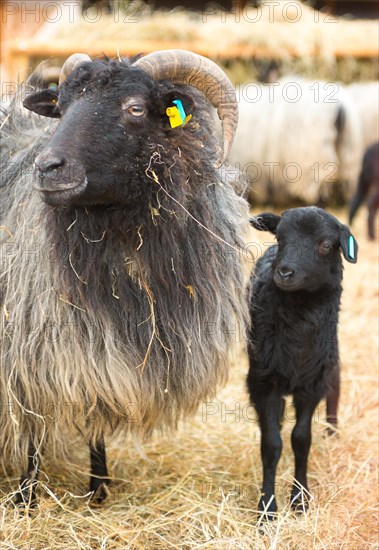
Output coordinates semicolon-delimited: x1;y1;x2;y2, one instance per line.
326;425;339;438
14;482;38;510
89;479;110;505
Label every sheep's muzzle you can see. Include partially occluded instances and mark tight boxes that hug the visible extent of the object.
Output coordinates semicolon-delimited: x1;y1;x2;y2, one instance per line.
34;148;88;205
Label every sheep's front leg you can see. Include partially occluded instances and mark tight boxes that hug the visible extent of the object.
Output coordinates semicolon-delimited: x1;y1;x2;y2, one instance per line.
251;383;284;520
14;442;40;508
89;437;110;504
290;393;319;512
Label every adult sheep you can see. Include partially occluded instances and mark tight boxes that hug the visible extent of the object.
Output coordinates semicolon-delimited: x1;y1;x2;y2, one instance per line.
0;50;250;505
230;77;362;205
346;81;379;152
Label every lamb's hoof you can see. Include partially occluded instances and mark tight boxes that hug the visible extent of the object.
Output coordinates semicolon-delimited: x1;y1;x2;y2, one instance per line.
89;479;110;505
290;491;309;514
257;495;277;522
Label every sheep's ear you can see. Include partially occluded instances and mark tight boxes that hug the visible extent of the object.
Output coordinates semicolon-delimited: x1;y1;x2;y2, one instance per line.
250;213;281;234
339;224;358;263
23;89;61;118
160;88;196;117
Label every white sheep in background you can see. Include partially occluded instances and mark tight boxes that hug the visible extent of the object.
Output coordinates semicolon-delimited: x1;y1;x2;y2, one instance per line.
230;76;363;205
346;81;379;150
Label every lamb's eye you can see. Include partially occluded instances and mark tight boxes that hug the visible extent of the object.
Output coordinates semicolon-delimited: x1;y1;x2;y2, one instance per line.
127;105;146;117
319;240;333;255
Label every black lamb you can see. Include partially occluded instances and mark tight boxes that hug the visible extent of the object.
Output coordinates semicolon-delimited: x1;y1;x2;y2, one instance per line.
247;207;358;519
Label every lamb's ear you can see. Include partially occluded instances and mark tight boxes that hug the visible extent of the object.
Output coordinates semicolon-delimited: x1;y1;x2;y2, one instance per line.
339;224;358;263
250;213;281;234
23;89;61;118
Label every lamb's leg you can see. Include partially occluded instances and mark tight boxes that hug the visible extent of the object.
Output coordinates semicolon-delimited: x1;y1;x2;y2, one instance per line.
251;383;284;520
89;437;110;504
14;441;40;508
290;393;319;512
326;366;340;434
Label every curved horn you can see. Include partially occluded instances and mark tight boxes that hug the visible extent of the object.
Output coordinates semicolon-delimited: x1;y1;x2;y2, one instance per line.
59;53;92;86
134;50;237;167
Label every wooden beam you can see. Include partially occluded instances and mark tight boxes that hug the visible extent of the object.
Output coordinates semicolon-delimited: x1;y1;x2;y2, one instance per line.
4;35;379;83
5;39;301;82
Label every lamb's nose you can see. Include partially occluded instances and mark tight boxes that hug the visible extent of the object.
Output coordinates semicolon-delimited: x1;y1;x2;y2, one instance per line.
35;151;65;175
278;266;294;279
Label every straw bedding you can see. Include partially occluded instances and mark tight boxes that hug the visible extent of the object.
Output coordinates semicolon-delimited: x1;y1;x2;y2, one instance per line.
0;207;377;549
28;1;379;83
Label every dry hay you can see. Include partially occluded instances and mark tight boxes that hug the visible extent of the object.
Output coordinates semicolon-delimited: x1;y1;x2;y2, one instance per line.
0;207;378;549
49;0;377;58
30;1;379;83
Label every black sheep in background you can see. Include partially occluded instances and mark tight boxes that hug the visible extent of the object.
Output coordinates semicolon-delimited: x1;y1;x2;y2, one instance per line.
247;207;358;520
349;141;379;240
82;0;112;14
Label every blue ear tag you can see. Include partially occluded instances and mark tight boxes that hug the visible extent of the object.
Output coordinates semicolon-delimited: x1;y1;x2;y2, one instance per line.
348;235;355;260
172;99;186;123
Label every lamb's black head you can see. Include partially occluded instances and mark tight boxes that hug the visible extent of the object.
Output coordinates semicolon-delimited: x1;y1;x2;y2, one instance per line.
23;50;238;208
251;207;358;292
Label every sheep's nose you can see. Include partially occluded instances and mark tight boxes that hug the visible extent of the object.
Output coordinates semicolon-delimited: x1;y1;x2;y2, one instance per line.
278;266;294;279
35;151;65;175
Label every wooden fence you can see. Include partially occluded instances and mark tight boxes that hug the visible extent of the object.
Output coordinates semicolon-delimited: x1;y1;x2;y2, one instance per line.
1;1;378;85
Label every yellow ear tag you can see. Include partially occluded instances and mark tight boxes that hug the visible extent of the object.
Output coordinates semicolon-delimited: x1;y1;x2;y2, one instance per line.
166;99;192;128
166;106;183;128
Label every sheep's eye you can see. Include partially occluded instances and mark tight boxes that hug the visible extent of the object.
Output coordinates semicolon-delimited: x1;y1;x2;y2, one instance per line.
127;105;146;117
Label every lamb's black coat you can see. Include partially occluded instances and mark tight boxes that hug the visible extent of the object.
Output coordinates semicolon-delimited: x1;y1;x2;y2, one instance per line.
249;251;341;399
247;207;357;519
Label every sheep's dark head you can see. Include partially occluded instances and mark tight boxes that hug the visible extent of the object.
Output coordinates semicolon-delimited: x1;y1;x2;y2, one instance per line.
251;207;358;292
23;50;238;208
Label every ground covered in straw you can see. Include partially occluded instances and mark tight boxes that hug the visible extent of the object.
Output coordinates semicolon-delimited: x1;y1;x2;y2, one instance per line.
0;208;377;549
